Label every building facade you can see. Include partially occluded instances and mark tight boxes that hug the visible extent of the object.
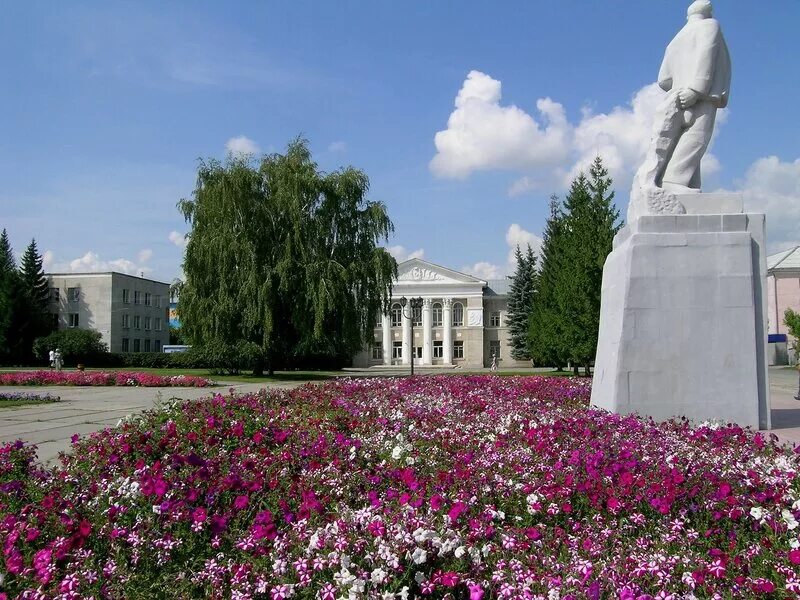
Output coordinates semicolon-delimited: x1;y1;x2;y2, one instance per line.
46;272;170;353
353;259;529;369
767;246;800;364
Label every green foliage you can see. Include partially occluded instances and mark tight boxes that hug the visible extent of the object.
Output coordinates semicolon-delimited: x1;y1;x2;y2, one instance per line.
785;308;800;361
528;196;570;369
32;329;108;366
528;158;622;371
0;229;26;364
169;325;185;345
507;245;538;361
177;138;397;374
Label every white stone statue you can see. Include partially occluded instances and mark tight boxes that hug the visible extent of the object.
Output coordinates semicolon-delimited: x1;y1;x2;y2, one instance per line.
628;0;731;222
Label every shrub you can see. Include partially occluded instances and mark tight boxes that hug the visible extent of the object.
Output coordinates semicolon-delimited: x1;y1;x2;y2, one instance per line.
32;329;108;366
0;370;213;387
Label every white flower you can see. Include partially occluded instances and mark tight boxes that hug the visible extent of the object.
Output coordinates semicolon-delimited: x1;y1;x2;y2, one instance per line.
783;509;799;530
548;590;560;600
398;587;409;600
382;594;395;600
371;568;387;584
391;446;404;460
454;545;466;558
750;506;764;521
412;548;427;564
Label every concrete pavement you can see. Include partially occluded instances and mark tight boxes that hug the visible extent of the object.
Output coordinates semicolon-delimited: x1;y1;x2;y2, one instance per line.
1;367;799;465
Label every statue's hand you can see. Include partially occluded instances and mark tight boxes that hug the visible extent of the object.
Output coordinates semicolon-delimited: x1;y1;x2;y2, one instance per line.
677;88;700;109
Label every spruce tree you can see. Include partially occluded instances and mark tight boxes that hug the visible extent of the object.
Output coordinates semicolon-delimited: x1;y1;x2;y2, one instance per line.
0;230;22;362
555;157;622;375
528;196;569;369
19;239;53;354
507;245;539;361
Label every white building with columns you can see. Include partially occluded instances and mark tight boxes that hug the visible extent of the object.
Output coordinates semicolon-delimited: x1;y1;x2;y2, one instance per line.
352;258;530;369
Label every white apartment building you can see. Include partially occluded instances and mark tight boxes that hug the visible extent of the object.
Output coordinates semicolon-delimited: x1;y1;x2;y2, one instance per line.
353;258;530;369
47;272;170;353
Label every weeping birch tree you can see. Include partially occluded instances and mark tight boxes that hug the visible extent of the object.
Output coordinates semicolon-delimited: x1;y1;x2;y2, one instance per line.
177;138;397;374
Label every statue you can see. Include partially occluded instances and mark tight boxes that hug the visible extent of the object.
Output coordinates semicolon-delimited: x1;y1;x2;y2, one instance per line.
628;0;731;222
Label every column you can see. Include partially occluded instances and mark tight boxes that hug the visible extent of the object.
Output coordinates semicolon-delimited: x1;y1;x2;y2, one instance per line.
402;310;411;365
442;298;453;365
422;299;432;365
382;313;392;366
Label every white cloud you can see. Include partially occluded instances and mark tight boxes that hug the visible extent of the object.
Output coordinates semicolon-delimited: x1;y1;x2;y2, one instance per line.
462;224;544;280
328;141;347;153
44;250;153;276
386;245;425;262
430;70;571;179
431;74;727;192
461;261;502;280
168;230;187;248
736;156;800;253
506;223;543;265
508;176;538;198
225;135;260;157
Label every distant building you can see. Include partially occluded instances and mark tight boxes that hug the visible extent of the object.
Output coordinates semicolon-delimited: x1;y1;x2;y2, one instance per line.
352;258;530;369
767;246;800;364
46;272;170;353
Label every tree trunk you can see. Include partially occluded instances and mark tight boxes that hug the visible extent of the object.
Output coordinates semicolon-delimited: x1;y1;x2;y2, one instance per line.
584;363;591;377
572;364;579;376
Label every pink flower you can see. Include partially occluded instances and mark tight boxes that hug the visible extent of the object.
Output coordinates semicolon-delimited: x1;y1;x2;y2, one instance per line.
468;583;484;600
448;501;468;522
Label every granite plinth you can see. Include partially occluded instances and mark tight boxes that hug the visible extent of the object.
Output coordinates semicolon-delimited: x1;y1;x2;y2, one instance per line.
591;211;769;429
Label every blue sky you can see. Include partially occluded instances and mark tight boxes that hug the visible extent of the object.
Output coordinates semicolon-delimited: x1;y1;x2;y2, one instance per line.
2;1;799;282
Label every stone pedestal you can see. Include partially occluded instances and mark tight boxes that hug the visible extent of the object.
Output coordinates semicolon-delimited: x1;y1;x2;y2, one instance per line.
591;206;770;430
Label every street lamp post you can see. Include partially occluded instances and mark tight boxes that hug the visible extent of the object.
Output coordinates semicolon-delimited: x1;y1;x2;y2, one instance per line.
399;296;423;376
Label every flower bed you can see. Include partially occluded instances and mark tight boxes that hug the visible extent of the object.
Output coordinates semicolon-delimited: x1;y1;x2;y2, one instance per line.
0;370;214;387
0;375;798;598
0;393;60;407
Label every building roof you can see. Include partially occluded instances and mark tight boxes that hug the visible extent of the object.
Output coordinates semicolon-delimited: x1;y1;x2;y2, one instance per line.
767;246;800;273
46;271;171;286
485;278;511;296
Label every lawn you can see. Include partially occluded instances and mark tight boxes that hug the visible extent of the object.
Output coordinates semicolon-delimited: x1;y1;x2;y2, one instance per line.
1;375;798;598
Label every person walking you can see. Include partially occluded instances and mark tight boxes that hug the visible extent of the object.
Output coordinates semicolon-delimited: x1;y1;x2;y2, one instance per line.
54;348;63;372
48;349;55;370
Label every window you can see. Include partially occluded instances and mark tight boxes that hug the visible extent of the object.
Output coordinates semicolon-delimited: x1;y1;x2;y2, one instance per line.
433;341;443;358
154;340;161;352
413;346;422;359
50;288;60;302
68;313;79;328
122;289;130;304
490;340;501;360
155;295;161;308
155;318;162;331
391;303;402;327
68;287;80;302
412;305;422;327
453;341;464;359
144;317;151;331
392;341;403;359
372;342;383;360
145;292;151;306
432;303;442;327
490;311;501;327
144;339;151;352
134;291;141;305
133;316;141;330
452;302;464;327
122;314;130;329
122;338;129;352
133;339;140;352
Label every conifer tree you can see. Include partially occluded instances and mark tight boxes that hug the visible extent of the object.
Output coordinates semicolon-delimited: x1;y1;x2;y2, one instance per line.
507;244;538;361
528;196;569;369
0;230;21;362
554;157;622;375
19;239;53;355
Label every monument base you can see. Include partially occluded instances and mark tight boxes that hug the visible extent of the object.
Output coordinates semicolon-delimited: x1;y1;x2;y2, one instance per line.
591;210;770;429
